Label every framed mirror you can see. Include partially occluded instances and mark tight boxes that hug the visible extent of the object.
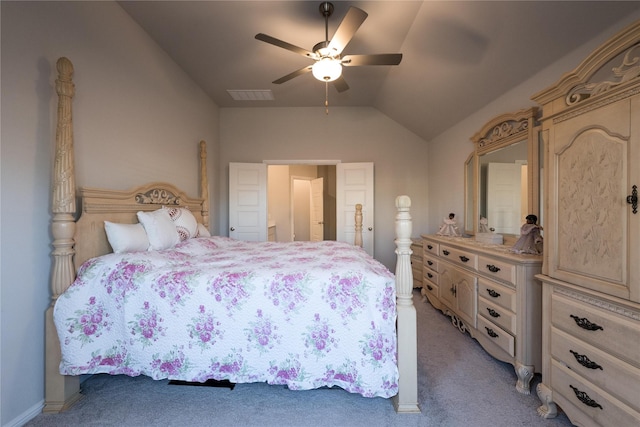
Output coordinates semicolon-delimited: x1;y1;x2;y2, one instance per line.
468;107;540;240
464;152;475;235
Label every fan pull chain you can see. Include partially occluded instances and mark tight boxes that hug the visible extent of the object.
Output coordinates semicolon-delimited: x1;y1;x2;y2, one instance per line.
325;81;329;114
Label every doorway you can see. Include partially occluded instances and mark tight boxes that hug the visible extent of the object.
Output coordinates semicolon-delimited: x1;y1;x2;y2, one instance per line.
267;164;336;242
230;162;374;256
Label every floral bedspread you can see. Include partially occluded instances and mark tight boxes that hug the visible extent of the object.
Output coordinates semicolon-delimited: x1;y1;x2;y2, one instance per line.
54;237;399;398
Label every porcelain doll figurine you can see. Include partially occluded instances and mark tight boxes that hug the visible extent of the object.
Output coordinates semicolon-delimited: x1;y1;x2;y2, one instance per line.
479;216;490;233
511;214;543;254
436;213;460;237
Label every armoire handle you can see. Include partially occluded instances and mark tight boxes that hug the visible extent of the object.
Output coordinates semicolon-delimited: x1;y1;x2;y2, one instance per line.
627;184;638;214
569;350;603;370
570;314;603;331
569;385;603;409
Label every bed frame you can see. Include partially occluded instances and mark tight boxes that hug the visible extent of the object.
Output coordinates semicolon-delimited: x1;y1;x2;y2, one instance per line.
44;57;419;414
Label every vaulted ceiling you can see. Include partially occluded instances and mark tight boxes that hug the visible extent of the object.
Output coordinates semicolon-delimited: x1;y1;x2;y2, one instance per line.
119;1;640;141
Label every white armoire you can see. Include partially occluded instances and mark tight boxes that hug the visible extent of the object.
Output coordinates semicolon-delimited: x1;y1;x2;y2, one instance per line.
532;22;640;427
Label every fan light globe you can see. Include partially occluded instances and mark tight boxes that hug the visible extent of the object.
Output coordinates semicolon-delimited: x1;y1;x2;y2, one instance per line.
312;57;342;82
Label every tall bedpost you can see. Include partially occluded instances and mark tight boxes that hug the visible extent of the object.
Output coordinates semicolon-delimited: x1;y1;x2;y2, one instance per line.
199;140;210;229
392;195;420;413
354;203;363;247
44;57;82;412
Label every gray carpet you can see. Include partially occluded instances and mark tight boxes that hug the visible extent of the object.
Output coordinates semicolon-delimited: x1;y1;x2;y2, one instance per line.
27;291;574;427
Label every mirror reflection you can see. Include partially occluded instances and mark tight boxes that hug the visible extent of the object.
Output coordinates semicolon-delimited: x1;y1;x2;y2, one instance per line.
478;140;528;235
468;107;539;239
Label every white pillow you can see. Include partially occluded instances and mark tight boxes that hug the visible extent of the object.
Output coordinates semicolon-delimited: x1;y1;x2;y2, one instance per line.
163;206;198;241
104;221;150;253
137;209;180;251
195;223;211;237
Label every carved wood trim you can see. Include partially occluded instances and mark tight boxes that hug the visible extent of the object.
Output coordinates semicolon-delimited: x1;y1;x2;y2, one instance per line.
471;107;538;154
532;21;640;106
554;286;640;322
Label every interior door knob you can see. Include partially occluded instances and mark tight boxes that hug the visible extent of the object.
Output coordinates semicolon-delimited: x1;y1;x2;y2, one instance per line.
368;227;373;231
230;227;235;231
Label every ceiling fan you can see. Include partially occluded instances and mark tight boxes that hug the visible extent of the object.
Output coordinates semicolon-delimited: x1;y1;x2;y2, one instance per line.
255;1;403;95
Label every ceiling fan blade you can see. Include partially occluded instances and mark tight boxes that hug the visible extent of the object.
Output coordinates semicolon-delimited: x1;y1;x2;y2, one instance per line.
342;54;403;66
255;33;316;59
272;65;313;84
326;7;368;56
332;76;349;93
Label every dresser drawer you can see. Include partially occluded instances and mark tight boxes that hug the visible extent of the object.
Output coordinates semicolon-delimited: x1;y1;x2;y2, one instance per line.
424;268;439;285
478;277;516;312
422;279;439;300
423;241;439;256
551;360;640;427
478;255;516;285
440;245;477;270
551;327;640;410
410;252;422;265
477;315;514;357
479;297;516;334
551;292;640;365
424;254;439;273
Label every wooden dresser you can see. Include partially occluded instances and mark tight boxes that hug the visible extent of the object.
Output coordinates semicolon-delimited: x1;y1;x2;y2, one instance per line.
410;238;423;289
421;235;543;394
531;22;640;426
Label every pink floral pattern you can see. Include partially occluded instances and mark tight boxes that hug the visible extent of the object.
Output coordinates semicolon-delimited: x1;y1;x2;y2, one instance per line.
129;301;166;348
54;237;398;398
187;305;223;350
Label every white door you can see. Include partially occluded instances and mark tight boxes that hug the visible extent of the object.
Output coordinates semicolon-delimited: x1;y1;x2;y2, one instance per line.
336;162;374;256
229;162;268;241
487;163;522;235
310;177;324;242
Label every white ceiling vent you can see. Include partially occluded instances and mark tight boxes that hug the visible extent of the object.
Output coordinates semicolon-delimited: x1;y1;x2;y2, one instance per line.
227;90;274;101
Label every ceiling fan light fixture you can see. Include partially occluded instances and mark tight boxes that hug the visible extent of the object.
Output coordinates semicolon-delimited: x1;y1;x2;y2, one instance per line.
312;57;342;82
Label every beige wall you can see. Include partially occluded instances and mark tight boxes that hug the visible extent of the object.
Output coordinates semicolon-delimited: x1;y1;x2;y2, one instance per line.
0;2;219;424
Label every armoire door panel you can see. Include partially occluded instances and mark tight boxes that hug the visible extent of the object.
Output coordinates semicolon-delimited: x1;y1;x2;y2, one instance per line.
549;99;636;301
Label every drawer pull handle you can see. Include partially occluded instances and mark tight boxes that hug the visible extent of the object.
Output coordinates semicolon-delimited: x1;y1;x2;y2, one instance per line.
569;385;603;410
459;255;470;262
450;286;456;296
569;350;603;370
427;273;433;279
427;284;433;291
442;250;450;256
570;315;604;331
427;245;433;250
486;308;500;318
427;261;433;266
486;289;501;298
486;264;501;273
485;327;499;338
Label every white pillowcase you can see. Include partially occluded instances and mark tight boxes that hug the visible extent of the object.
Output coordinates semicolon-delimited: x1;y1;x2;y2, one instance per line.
104;221;150;253
137;209;180;251
162;206;198;241
195;223;211;237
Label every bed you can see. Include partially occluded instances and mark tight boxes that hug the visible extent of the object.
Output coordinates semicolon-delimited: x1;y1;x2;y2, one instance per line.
44;57;419;414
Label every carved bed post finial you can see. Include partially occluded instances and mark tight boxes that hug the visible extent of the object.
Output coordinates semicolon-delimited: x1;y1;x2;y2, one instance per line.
354;203;363;247
45;57;81;413
51;56;77;301
392;195;420;413
199;140;210;229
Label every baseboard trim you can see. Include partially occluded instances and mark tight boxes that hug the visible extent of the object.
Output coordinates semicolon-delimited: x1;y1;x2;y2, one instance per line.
5;399;44;427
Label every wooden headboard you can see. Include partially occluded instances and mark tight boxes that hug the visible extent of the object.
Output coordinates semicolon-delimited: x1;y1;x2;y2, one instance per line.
74;180;207;270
